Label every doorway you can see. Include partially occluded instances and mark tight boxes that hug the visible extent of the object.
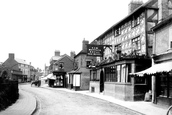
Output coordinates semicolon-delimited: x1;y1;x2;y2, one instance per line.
100;70;104;92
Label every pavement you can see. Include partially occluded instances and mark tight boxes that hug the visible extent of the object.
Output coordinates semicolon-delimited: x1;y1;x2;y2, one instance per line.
0;85;37;115
0;83;168;115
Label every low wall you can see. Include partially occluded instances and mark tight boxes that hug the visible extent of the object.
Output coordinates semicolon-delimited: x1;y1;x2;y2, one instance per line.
104;82;134;101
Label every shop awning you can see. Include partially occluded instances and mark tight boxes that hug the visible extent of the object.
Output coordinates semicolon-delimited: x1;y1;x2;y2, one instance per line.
130;61;172;76
46;74;56;80
41;76;47;80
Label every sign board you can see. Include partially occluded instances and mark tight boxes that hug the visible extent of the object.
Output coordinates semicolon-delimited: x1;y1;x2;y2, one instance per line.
87;44;103;57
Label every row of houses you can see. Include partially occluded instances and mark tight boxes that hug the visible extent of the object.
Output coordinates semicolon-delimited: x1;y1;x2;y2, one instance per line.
44;0;172;107
0;53;42;82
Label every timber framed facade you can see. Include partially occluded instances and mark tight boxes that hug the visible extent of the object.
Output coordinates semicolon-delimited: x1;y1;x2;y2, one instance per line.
89;0;158;101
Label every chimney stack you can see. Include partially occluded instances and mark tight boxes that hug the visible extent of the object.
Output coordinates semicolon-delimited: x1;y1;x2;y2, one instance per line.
70;51;75;59
158;0;171;22
55;50;60;56
82;39;89;52
128;0;143;14
9;53;15;59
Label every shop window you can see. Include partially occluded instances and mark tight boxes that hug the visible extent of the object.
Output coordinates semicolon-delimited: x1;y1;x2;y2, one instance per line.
121;64;126;83
159;74;168;97
105;66;117;82
127;64;132;83
169;75;172;97
117;65;121;82
134;77;146;84
157;73;172;98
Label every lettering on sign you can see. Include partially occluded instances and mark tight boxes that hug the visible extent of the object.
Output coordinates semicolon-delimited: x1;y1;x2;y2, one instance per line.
87;44;103;57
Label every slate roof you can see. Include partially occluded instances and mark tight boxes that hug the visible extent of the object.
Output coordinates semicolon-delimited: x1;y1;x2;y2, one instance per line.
15;58;29;65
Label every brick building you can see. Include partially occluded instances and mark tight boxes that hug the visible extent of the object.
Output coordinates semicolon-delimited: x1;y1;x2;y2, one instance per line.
68;40;96;90
48;50;75;87
1;53;36;82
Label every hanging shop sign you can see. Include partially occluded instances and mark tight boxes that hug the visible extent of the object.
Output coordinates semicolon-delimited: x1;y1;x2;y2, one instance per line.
87;44;104;57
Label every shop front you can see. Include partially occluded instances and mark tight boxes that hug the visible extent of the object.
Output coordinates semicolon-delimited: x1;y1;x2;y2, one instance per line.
52;70;67;88
131;57;172;106
90;57;151;101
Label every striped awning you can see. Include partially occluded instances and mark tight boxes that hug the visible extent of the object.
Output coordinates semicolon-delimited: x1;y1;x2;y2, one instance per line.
130;61;172;76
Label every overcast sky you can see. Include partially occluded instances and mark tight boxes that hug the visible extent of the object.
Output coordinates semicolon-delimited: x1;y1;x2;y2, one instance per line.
0;0;148;69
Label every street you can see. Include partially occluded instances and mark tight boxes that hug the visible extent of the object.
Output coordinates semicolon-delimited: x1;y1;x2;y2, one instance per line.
20;83;143;115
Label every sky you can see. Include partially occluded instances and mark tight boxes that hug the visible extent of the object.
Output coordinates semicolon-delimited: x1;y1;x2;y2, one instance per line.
0;0;148;70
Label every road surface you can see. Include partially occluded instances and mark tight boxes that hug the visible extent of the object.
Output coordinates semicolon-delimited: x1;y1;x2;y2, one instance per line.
20;83;143;115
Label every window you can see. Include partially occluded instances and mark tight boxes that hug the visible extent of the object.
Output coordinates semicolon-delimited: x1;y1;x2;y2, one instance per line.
156;73;172;98
90;71;98;81
170;41;172;48
117;65;121;82
131;17;140;28
59;62;64;69
74;61;79;70
105;66;117;82
86;61;91;68
132;36;141;53
115;27;121;36
115;44;122;53
159;74;168;97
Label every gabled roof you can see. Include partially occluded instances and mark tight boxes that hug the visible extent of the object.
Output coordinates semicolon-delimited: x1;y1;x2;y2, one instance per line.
74;50;87;58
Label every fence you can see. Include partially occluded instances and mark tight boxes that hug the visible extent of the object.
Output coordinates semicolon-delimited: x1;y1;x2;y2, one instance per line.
0;80;19;111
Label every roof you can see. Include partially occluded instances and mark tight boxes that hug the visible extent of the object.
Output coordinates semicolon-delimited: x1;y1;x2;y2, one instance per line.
96;0;158;41
15;58;28;65
54;54;74;64
68;68;82;74
74;50;87;58
152;14;172;31
50;56;62;61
